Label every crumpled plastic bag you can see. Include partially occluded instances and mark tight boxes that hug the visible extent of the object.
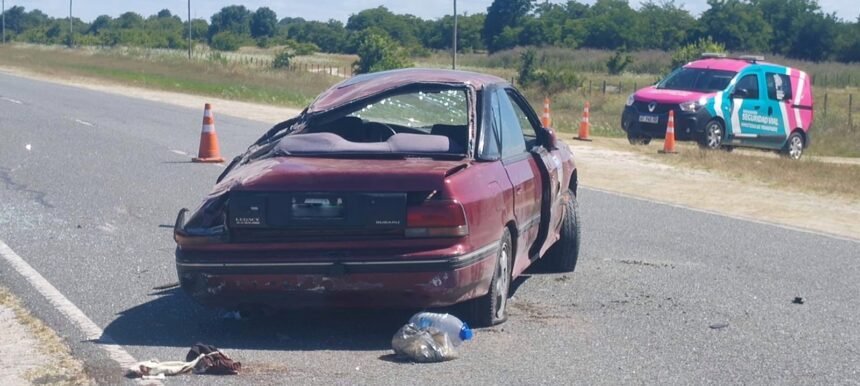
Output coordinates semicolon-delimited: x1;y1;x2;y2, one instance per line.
391;323;458;363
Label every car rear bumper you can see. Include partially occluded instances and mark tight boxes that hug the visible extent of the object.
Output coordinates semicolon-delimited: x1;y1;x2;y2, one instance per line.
621;105;711;140
175;241;498;309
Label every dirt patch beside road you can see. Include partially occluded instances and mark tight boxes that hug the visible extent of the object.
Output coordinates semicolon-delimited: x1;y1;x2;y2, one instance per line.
3;68;857;240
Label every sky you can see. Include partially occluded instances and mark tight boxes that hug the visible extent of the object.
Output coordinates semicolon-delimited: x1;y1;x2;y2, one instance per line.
4;1;858;23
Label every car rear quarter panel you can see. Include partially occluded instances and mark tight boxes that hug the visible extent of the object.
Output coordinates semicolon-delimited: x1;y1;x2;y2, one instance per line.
445;161;513;254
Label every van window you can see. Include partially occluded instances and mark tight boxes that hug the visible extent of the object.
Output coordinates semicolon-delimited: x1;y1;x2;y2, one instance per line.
766;73;793;101
735;74;759;99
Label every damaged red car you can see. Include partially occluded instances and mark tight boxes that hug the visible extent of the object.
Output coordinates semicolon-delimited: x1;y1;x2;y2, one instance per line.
174;68;580;326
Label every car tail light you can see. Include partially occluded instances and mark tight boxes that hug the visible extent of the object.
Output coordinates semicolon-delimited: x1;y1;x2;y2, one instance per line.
405;200;469;238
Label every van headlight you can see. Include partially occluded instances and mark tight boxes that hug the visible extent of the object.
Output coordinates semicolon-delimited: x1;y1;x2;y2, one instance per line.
679;97;708;112
626;94;635;107
679;101;699;112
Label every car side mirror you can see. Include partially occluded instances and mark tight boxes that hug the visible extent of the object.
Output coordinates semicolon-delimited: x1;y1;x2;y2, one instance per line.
732;88;749;99
541;127;558;150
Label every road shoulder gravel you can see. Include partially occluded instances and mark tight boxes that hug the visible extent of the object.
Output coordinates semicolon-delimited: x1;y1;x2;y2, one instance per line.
0;287;91;385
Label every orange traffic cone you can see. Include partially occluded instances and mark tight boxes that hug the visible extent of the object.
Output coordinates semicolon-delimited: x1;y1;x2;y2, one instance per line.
659;110;677;154
541;97;552;128
575;101;592;141
192;103;225;163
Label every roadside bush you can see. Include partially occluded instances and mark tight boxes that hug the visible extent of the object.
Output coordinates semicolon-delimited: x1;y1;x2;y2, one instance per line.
606;49;633;75
210;31;244;51
518;48;538;85
671;37;726;70
353;32;413;74
292;42;320;56
272;49;294;69
534;68;582;96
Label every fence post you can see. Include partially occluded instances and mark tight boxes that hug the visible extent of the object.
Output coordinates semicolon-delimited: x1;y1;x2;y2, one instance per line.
602;80;606;95
618;81;622;93
823;93;828;118
588;80;592;95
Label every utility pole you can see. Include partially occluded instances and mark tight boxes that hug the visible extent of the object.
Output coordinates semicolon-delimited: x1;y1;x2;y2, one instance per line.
68;0;73;47
452;0;457;70
2;0;6;45
187;0;192;59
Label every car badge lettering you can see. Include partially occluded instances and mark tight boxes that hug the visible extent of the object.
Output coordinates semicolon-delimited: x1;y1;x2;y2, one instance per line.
648;102;657;112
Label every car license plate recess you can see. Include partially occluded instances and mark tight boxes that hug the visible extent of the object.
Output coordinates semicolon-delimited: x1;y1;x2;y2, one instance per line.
639;114;659;124
228;192;406;229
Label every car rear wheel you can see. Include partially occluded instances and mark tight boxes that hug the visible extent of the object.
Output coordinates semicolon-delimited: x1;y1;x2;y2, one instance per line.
464;229;512;327
699;120;724;150
542;190;581;273
782;131;804;160
628;135;651;145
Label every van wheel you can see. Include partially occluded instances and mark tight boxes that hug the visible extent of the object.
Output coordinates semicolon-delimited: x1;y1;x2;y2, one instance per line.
464;229;512;327
782;132;804;160
628;135;651;145
542;190;581;273
698;120;724;150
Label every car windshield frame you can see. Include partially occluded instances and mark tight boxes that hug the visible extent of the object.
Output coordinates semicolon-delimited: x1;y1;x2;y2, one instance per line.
657;68;738;93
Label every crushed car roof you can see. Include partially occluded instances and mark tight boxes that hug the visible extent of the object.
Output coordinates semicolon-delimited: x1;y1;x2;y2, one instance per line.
307;68;507;114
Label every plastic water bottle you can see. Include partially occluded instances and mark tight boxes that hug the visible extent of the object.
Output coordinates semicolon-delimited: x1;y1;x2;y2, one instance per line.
408;312;474;347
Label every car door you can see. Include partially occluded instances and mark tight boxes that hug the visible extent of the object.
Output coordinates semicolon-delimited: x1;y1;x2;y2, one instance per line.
731;72;778;147
764;70;795;148
490;87;542;273
504;89;563;259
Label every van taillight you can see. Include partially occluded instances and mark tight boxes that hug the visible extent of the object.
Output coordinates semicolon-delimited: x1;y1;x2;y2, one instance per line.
405;200;469;238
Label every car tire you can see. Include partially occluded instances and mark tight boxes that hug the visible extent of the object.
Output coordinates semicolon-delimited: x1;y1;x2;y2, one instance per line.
628;135;651;145
542;190;581;273
782;131;804;160
698;120;724;150
465;229;513;327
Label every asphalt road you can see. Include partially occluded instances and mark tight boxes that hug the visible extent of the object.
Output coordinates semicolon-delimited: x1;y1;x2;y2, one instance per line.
0;73;858;385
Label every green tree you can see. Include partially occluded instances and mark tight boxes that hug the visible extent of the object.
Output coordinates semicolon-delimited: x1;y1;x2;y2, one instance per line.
698;0;771;52
583;0;642;49
483;0;533;52
208;5;251;40
638;1;697;50
347;6;422;48
834;17;860;63
251;7;278;39
353;31;413;74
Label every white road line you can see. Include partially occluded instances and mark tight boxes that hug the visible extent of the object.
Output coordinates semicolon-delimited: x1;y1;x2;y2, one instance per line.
1;96;23;104
170;149;188;156
74;119;94;127
582;186;860;243
0;239;141;370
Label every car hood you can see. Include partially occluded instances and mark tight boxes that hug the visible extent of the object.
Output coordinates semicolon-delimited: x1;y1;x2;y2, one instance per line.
634;86;715;104
211;156;468;195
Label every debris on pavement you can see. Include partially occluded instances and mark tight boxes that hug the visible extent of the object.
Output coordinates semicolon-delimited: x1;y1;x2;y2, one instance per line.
391;312;473;363
793;297;804;305
126;343;240;378
709;322;729;330
186;343;242;375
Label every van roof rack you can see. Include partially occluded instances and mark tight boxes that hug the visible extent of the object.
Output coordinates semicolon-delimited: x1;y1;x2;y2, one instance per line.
700;52;727;59
738;55;765;63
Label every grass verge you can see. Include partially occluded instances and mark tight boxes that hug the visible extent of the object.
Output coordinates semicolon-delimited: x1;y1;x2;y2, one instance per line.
600;138;860;201
0;287;91;385
0;44;339;108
